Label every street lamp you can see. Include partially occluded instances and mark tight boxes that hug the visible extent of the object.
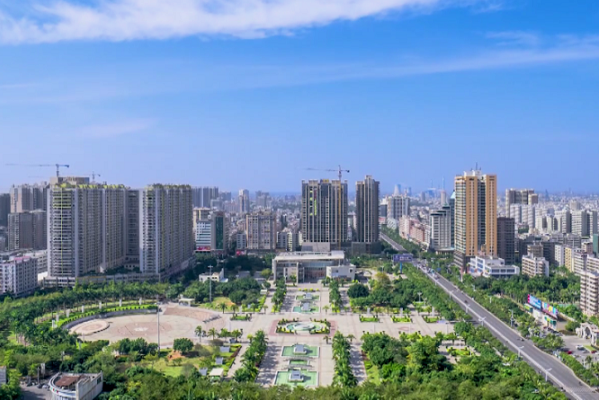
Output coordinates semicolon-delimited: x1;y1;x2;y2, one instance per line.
517;346;524;358
417;292;422;303
509;310;515;328
208;265;214;303
545;368;552;382
479;317;486;328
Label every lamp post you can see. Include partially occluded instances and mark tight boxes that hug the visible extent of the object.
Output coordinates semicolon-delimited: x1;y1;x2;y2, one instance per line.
545;368;552;382
517;346;524;358
208;265;214;303
509;310;515;328
417;292;422;303
479;317;486;328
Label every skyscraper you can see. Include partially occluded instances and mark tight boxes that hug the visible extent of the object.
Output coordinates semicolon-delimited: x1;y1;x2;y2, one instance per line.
301;179;348;247
505;188;535;217
139;185;194;278
246;211;276;250
497;217;515;265
238;189;250;214
8;212;33;250
191;187;219;208
211;211;228;252
387;188;410;221
454;170;497;270
429;205;452;250
10;184;47;213
355;175;379;243
0;193;10;227
47;182;128;280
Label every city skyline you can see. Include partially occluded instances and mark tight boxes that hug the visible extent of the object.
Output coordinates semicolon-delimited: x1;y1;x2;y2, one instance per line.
0;1;598;192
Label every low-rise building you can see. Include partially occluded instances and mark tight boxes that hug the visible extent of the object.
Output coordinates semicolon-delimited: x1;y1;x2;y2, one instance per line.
49;372;103;400
469;256;520;278
0;256;37;296
521;255;549;277
325;265;355;280
199;268;226;283
272;251;347;282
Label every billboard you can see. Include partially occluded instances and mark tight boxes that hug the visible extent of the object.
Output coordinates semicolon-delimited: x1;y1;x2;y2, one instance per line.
393;253;414;263
527;294;542;310
542;301;558;318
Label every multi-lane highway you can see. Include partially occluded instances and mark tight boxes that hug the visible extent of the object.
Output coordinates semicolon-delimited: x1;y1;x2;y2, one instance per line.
381;233;598;400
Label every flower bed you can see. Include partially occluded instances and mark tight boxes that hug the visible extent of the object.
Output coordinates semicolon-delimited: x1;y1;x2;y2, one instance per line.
359;315;380;323
231;314;251;321
392;316;412;323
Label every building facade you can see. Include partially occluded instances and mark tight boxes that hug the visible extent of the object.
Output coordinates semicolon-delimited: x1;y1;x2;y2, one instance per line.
47;183;128;279
0;256;37;296
8;212;33;250
272;250;348;282
238;189;250;214
454;170;498;270
139;185;194;278
497;217;515;265
505;189;536;218
301;179;348;248
522;255;549;277
355;175;380;244
468;256;520;278
0;193;10;227
191;187;219;208
245;211;276;251
429;205;452;251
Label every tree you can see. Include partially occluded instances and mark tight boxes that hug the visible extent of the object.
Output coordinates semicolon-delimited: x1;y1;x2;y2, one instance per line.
173;338;194;355
208;328;217;340
346;334;355;343
221;303;227;314
347;283;369;299
565;320;580;332
260;269;272;280
323;305;330;314
324;336;330;344
195;326;203;343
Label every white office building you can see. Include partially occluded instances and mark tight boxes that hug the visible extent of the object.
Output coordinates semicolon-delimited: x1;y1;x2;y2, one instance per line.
521;255;549;277
0;256;37;296
469;256;520;278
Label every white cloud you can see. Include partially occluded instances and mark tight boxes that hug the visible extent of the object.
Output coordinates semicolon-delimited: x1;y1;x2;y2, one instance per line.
80;119;154;138
0;0;463;44
486;30;540;47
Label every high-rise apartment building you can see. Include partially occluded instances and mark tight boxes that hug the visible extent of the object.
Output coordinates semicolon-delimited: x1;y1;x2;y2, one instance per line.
211;211;228;252
10;184;47;213
505;189;535;217
255;191;271;209
48;183;128;279
191;187;219;208
454;170;497;270
497;217;515;265
572;210;598;237
355;176;380;244
31;210;47;250
429;205;452;251
125;190;139;264
193;207;211;222
0;193;10;227
387;187;410;221
301;179;348;248
239;189;250;214
246;211;276;250
139;185;194;278
8;212;33;250
580;269;599;316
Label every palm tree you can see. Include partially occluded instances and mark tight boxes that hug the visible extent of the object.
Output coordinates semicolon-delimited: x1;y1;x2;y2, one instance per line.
262;306;267;314
208;327;217;340
323;305;330;314
346;334;355;343
221;303;227;314
323;335;330;345
195;326;203;343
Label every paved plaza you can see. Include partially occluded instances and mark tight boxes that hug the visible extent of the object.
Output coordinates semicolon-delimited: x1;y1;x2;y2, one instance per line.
72;279;453;386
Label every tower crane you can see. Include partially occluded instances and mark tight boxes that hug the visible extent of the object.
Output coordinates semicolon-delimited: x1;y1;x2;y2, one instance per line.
81;172;101;182
5;163;70;178
305;165;350;250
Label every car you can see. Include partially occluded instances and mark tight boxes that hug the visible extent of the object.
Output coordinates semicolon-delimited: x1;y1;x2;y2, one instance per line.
592;350;597;354
577;345;585;351
567;350;573;354
37;383;43;389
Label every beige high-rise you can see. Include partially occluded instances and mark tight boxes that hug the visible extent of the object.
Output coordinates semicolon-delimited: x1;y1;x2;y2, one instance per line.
454;170;497;270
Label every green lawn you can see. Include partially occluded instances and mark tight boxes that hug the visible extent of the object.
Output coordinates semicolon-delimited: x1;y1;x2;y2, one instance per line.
198;297;235;311
289;359;309;366
423;316;440;323
145;345;241;377
282;345;319;358
392;316;412;323
360;316;380;322
275;370;318;387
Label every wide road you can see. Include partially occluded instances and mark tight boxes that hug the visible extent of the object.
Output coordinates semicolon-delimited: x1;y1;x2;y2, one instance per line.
381;234;598;400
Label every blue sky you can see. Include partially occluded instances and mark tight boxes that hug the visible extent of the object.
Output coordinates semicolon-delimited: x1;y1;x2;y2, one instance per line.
0;0;598;193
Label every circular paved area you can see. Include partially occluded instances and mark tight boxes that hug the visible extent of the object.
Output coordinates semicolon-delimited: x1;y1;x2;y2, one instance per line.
71;320;109;336
71;304;225;347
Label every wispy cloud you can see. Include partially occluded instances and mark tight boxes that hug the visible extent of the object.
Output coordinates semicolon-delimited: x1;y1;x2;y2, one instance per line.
486;30;540;47
0;0;473;44
80;119;154;138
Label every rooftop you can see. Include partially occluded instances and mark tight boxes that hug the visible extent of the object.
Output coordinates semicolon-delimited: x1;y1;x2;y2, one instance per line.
275;251;345;262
